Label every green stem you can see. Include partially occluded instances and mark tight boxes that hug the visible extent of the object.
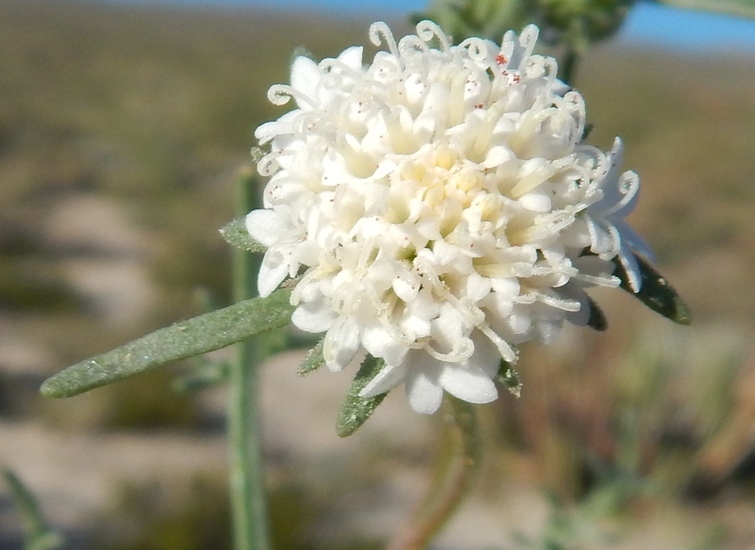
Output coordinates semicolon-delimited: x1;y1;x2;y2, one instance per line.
228;166;270;550
386;398;482;550
2;468;62;550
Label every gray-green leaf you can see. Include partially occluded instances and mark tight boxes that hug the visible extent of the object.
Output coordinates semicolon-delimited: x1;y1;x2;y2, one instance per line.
613;253;691;325
220;216;266;253
336;354;387;437
298;339;325;375
40;288;294;398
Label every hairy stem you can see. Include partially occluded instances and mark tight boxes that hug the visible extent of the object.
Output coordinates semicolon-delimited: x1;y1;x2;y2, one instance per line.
228;165;270;550
386;398;482;550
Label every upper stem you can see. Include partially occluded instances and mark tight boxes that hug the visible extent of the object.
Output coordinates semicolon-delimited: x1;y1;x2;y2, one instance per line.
386;397;482;550
228;166;271;550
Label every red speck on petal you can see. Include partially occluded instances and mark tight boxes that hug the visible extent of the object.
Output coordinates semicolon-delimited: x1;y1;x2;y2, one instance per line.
495;54;507;65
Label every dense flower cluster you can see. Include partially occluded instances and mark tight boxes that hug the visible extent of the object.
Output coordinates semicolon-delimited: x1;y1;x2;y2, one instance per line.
247;21;651;414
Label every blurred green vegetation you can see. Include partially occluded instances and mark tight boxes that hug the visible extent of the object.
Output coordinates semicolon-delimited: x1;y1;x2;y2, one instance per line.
2;1;755;548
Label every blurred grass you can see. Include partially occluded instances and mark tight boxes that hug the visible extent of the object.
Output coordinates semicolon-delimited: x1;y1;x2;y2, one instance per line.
1;0;755;548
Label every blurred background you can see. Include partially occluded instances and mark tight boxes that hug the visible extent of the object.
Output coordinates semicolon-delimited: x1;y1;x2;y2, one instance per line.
1;0;755;548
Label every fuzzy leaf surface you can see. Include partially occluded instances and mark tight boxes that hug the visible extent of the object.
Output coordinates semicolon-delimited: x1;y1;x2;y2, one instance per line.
41;289;294;397
336;354;387;437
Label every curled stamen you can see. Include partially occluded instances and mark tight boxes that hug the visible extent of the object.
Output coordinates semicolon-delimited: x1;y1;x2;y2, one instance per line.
575;145;610;188
574;271;620;288
378;299;424;347
293;111;331;137
321;71;345;91
425;336;475;363
368;55;403;83
320;58;362;79
414;254;485;327
506;24;539;69
459;37;492;63
495;41;515;71
589;220;621;259
524;56;558;84
257;151;283;176
398;35;430;56
535;292;581;312
415;20;452;54
267;84;318;109
477;322;517;363
369;21;401;61
600;171;640;217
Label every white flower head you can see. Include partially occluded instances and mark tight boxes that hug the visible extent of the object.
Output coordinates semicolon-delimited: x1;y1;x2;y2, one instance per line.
247;21;650;414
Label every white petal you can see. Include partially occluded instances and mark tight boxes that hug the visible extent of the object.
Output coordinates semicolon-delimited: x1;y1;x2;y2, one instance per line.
405;365;444;414
246;209;291;247
337;46;364;69
291;296;336;333
359;362;407;398
323;316;361;371
430;304;466;352
254;111;298;144
587;218;618;257
257;251;290;297
393;273;420;302
519;191;551;212
482;145;512;168
470;329;504;376
290;56;321;107
439;364;498;404
466;272;491;302
503;307;532;336
361;323;409;366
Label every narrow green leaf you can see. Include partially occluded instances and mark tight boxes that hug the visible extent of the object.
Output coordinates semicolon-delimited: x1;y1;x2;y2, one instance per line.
336;355;387;437
586;296;608;331
613;253;691;325
40;289;294;398
2;468;63;550
298;339;325;375
220;216;266;253
657;0;755;19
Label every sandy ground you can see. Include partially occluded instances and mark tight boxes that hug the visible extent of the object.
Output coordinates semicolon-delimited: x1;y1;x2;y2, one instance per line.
6;348;755;550
0;347;547;550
